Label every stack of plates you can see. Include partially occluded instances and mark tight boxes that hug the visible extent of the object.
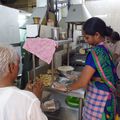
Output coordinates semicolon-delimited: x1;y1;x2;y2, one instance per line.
57;66;74;73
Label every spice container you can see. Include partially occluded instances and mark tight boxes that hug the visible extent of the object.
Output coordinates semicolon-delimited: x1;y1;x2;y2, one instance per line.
33;17;40;24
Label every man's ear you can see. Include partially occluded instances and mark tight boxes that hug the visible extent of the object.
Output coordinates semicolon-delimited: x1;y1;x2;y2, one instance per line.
8;63;15;73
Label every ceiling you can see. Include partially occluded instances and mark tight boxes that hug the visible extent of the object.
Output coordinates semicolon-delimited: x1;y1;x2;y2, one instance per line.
0;0;101;12
0;0;36;12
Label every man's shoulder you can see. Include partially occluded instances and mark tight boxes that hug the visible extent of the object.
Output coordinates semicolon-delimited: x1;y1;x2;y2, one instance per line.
12;87;38;101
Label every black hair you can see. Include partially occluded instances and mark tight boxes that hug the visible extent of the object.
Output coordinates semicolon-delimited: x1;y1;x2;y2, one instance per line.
106;26;113;37
82;17;109;37
111;31;120;43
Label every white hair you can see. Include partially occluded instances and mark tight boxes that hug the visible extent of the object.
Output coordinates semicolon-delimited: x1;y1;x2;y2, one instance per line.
0;44;19;79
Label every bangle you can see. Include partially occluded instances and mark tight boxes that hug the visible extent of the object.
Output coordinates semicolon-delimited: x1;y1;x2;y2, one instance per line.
66;86;72;92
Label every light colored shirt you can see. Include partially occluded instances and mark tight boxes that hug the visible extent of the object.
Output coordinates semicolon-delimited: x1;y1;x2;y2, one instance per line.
114;41;120;79
0;86;48;120
105;41;120;79
104;41;114;53
114;41;120;62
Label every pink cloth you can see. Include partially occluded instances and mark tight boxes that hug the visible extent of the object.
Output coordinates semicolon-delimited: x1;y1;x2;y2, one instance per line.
23;38;58;64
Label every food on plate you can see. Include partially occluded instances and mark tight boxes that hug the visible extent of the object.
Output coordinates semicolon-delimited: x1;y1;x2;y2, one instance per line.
79;48;85;54
57;66;74;72
36;74;53;86
52;82;66;91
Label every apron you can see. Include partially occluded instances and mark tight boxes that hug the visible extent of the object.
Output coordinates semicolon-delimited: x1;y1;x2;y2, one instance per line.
83;83;110;120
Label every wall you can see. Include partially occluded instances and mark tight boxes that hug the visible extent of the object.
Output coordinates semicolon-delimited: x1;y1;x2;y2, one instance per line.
0;5;20;44
71;0;83;4
0;5;22;74
85;0;120;33
36;0;47;7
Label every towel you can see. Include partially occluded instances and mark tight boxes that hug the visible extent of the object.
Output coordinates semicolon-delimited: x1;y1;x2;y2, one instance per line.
23;38;58;64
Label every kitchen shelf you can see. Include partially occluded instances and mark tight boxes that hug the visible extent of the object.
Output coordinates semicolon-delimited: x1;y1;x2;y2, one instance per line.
26;38;73;82
25;37;84;120
55;38;72;45
51;38;73;81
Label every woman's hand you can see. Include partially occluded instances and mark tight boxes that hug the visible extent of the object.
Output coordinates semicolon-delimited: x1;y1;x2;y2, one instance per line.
52;82;67;92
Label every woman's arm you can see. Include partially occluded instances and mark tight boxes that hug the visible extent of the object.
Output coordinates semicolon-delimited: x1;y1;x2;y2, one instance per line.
68;65;95;90
53;52;96;92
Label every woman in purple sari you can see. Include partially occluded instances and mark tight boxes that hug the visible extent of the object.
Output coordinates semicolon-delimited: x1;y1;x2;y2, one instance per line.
56;17;118;120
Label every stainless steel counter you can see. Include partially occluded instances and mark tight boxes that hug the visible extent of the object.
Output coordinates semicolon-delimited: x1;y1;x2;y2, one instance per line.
45;107;79;120
45;87;85;120
45;87;85;99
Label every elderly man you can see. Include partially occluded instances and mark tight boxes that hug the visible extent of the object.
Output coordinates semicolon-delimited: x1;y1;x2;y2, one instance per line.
0;44;48;120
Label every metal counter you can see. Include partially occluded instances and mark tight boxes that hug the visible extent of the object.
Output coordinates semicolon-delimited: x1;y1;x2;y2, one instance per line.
45;87;85;99
45;87;85;120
